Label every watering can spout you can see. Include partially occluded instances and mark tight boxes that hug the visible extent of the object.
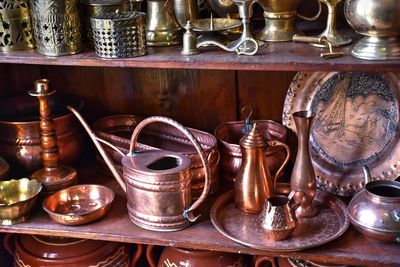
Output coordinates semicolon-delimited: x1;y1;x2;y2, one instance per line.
67;106;127;193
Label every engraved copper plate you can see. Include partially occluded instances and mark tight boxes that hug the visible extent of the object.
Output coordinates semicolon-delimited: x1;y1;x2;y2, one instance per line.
283;72;400;196
210;190;349;252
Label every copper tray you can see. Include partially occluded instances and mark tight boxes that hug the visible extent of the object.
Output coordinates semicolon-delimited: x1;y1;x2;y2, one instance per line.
93;115;220;197
210;190;349;252
283;72;400;197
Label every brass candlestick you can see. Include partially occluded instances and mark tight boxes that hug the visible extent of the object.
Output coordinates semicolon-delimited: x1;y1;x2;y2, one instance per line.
29;79;77;194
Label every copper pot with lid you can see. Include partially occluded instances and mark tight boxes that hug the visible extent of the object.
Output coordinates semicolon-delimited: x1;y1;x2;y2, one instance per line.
4;234;142;266
69;107;211;232
347;165;400;242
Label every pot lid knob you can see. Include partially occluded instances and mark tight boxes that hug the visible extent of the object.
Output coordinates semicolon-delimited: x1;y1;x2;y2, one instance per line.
240;123;266;148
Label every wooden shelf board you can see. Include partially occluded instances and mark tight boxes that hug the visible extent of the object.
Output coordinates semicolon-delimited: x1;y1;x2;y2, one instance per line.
0;43;399;72
0;168;399;267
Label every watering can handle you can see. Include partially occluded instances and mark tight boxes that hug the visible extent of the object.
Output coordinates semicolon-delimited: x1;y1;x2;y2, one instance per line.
128;116;211;221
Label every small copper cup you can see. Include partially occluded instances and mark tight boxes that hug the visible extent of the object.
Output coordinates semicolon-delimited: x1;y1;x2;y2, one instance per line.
260;193;299;241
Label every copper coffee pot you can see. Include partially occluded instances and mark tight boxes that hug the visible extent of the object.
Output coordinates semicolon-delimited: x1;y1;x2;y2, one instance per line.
68;107;211;232
234;124;290;214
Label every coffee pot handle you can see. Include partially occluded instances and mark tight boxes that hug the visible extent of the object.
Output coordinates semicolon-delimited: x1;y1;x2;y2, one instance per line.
266;141;291;190
130;243;144;267
128;116;211;222
297;0;322;21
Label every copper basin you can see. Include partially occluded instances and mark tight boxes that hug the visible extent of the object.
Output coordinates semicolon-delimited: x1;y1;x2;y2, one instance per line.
0;95;84;176
214;120;288;185
43;184;114;225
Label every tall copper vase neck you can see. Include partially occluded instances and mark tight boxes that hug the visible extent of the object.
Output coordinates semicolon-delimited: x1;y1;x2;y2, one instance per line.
290;110;318;218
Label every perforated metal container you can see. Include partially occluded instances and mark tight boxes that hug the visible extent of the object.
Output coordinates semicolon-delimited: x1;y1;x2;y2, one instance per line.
82;0;129;48
91;10;146;58
0;0;35;52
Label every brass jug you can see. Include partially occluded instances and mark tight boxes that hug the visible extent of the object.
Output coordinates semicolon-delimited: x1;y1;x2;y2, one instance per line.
234;124;290;213
256;0;321;42
147;0;182;46
68;108;211;232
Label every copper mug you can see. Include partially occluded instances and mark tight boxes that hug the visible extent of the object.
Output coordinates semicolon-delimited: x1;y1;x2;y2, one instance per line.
68;107;211;232
146;245;247;267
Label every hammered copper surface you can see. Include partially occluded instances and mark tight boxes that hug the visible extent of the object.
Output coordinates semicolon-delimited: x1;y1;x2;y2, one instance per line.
210;190;349;251
283;72;400;196
43;184;114;225
93;115;220;197
0;178;42;225
0;95;84;175
215;120;287;185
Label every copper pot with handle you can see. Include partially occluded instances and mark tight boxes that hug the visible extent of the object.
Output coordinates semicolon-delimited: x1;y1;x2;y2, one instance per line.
68;107;211;232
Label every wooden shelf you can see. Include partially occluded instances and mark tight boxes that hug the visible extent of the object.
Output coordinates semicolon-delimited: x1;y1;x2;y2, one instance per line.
1;43;400;72
0;167;398;267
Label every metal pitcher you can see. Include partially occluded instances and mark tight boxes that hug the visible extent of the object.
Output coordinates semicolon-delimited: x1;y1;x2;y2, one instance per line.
234;124;290;214
68;107;211;232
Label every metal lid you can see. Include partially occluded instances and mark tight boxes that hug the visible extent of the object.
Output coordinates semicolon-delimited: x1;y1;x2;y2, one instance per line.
83;0;128;6
239;124;266;148
91;10;145;23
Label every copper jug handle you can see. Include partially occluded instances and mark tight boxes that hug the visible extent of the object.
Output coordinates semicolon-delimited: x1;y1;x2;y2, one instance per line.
266;140;291;190
128;116;211;222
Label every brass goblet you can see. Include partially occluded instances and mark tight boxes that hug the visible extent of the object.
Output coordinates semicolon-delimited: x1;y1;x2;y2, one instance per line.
312;0;351;48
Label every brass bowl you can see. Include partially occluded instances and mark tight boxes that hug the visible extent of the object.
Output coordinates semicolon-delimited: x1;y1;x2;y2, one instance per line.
43;184;114;225
0;178;42;225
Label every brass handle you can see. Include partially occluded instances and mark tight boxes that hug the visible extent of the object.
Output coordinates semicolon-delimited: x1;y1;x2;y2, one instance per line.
267;140;291;190
129;116;211;221
293;35;325;44
297;0;322;21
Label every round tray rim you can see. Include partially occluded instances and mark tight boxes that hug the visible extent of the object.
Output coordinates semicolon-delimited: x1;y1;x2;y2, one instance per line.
210;190;350;252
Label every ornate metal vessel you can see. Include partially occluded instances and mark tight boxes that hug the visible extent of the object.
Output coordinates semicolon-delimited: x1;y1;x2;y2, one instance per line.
91;10;146;58
82;0;129;48
348;166;400;243
29;0;83;56
234;124;290;213
344;0;400;60
0;0;35;51
146;0;182;46
69;109;211;232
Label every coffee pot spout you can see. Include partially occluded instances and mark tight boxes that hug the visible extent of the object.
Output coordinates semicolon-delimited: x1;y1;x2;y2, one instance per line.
362;165;372;185
67;106;127;193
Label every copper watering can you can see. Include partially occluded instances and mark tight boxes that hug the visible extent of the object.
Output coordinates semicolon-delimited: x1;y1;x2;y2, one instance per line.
67;107;211;232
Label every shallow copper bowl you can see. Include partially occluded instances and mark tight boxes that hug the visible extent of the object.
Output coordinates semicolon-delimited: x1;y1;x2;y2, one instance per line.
0;95;84;175
43;184;114;225
0;178;42;225
214;120;287;184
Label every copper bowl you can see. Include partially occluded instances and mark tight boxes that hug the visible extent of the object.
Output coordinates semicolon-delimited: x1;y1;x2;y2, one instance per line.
214;120;288;185
0;178;42;225
0;95;84;176
93;115;220;197
43;184;114;225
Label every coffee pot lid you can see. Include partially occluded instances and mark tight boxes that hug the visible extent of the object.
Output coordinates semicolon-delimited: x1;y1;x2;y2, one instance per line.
240;123;266;148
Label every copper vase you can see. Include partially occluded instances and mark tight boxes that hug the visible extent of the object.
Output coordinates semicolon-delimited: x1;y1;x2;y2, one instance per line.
290;111;318;218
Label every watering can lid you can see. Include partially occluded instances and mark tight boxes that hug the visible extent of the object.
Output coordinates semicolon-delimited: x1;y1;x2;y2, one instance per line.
121;149;191;176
